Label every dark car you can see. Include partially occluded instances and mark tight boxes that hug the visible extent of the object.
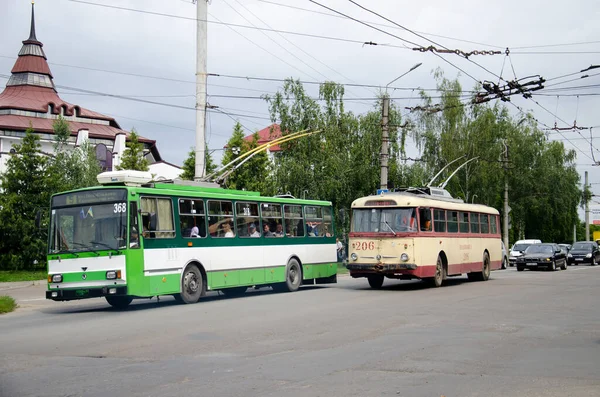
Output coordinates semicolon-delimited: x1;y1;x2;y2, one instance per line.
558;243;571;254
567;241;600;266
516;243;568;272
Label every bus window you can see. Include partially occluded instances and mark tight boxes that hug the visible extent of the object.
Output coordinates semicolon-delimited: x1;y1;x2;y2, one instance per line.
236;202;260;238
434;209;446;232
470;213;480;233
419;208;432;232
179;199;206;238
141;197;175;238
459;211;469;233
447;211;458;233
261;203;283;237
481;214;489;234
129;202;140;248
490;215;498;234
208;200;235;238
305;206;324;237
284;205;304;237
322;207;333;237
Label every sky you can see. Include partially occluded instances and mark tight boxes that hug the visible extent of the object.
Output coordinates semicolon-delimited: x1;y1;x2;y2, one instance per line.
1;0;600;217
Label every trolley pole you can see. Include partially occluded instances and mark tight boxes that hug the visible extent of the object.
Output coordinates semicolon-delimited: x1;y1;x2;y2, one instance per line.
194;0;208;181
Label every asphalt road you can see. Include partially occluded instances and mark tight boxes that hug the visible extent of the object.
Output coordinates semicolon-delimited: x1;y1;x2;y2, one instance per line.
1;265;600;397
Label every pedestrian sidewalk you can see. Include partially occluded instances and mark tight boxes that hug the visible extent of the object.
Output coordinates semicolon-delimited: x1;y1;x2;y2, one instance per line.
0;279;45;291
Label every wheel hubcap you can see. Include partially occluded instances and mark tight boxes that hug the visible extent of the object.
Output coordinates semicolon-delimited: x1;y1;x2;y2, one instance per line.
185;272;199;294
289;265;299;285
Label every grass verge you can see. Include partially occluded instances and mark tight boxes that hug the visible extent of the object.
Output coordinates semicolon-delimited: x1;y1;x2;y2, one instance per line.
0;270;47;283
0;296;17;314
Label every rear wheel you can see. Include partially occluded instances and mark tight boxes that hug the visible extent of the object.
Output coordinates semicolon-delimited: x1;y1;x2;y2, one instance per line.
470;253;491;281
561;259;567;270
367;274;384;289
177;264;203;304
105;295;133;309
274;258;302;292
501;257;508;270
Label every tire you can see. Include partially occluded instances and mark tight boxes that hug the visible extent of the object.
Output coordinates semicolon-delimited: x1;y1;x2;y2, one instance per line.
549;260;556;271
591;257;597;267
470;253;491;281
177;264;203;304
501;257;508;270
517;265;524;272
561;259;567;270
367;274;384;289
221;286;247;296
427;256;445;287
275;258;302;292
105;295;133;309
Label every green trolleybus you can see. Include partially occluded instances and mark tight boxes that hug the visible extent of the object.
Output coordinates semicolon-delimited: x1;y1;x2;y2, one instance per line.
46;171;337;308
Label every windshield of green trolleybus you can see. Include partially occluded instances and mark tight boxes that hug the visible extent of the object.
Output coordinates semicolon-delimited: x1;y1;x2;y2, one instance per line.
49;200;128;253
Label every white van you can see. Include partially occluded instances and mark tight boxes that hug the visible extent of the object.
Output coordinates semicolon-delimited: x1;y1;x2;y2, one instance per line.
509;239;542;266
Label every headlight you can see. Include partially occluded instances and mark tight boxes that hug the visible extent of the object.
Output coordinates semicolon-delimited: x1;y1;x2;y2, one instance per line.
568;253;572;257
546;258;551;261
586;253;592;258
350;253;358;261
50;274;62;283
106;270;122;280
400;253;409;262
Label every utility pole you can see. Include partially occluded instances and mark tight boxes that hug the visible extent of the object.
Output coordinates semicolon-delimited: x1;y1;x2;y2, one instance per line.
503;141;509;251
380;95;390;191
194;0;208;181
585;171;590;241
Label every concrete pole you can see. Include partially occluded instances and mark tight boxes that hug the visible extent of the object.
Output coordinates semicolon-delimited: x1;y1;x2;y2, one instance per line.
574;223;577;244
380;95;389;190
585;171;590;241
503;142;509;252
194;0;208;181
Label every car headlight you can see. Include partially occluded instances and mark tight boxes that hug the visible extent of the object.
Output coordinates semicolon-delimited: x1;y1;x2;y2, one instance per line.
49;274;62;283
586;253;592;258
546;258;551;261
350;253;358;261
106;270;122;280
400;253;409;262
568;253;572;258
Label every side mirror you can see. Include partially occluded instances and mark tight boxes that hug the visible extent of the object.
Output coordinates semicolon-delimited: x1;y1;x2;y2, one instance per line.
555;249;561;254
35;210;42;229
338;208;347;224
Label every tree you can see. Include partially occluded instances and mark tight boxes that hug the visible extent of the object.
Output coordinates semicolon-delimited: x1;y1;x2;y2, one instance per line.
117;129;148;171
180;145;217;180
0;127;50;270
220;122;273;194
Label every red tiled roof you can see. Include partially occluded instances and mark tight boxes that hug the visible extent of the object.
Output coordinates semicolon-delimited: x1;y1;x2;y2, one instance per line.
11;56;52;76
243;123;283;152
0;85;114;122
0;114;155;144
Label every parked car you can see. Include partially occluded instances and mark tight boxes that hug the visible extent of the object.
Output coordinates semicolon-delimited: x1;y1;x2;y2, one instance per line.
509;239;542;266
501;241;508;269
567;241;600;266
516;243;567;272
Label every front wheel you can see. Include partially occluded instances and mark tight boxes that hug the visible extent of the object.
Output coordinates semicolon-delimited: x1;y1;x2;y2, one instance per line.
517;265;524;272
561;259;567;270
501;257;508;270
177;264;203;304
367;274;384;289
549;260;556;271
274;258;302;292
591;257;597;266
105;295;133;309
427;256;445;287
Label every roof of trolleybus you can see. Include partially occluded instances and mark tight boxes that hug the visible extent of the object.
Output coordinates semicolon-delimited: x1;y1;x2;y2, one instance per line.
351;191;499;215
51;183;333;207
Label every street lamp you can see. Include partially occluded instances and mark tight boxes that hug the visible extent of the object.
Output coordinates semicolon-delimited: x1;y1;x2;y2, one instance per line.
380;62;423;191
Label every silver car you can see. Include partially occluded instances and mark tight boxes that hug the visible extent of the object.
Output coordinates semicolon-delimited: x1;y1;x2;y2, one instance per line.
501;241;508;269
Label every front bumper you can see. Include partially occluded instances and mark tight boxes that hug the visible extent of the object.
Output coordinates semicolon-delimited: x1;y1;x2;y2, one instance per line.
346;263;417;272
568;257;592;264
46;286;128;301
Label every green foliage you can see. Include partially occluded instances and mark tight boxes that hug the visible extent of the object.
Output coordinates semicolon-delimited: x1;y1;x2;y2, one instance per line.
117;129;148;171
221;122;274;194
0;128;50;270
0;270;47;282
0;296;17;314
181;145;217;181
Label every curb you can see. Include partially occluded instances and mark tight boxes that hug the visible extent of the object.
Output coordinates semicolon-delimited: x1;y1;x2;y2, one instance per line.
0;280;45;291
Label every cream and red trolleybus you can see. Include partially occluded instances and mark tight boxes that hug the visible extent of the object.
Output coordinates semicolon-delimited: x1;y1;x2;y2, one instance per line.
346;187;502;288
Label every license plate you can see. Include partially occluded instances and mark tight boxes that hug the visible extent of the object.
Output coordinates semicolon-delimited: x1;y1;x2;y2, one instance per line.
575;258;583;261
75;289;89;297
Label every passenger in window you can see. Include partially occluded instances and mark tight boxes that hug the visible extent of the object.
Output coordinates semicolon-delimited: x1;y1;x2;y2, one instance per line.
130;227;139;248
275;223;284;237
421;219;431;231
263;223;274;237
190;224;200;238
222;221;235;237
248;223;260;237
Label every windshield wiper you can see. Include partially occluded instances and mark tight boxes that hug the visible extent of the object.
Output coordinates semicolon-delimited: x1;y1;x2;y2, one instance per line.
90;241;121;254
382;220;397;236
56;249;79;257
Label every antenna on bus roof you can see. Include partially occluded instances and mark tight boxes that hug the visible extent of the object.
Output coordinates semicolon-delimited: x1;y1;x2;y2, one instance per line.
439;157;479;189
426;156;465;187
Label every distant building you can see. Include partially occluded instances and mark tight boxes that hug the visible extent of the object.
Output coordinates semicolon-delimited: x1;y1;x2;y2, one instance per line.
0;4;181;179
242;124;282;161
